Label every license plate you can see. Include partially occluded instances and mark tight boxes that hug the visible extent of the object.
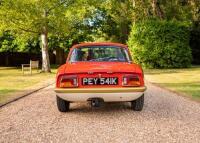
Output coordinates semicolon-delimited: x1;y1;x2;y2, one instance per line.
82;77;118;85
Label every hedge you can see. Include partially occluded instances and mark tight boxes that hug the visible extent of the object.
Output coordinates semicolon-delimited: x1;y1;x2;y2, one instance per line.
128;20;192;68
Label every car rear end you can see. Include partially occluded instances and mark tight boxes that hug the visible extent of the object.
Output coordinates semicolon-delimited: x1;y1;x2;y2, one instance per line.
54;43;146;112
55;70;146;102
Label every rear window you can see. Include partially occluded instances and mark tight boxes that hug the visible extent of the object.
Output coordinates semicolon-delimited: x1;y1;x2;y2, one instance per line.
70;46;131;62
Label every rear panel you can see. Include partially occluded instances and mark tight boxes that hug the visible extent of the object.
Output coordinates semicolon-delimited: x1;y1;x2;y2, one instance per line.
78;72;122;88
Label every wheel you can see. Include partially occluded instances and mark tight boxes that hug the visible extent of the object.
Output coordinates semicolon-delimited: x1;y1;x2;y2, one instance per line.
56;96;70;112
131;94;144;111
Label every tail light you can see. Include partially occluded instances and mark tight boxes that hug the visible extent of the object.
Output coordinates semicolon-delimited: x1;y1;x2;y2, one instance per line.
59;75;78;88
122;74;141;87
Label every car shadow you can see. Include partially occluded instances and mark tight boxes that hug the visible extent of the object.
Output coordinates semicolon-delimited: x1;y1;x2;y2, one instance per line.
69;102;132;113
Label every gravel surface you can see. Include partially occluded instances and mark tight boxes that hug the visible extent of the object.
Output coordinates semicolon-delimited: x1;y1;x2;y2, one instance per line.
0;83;200;143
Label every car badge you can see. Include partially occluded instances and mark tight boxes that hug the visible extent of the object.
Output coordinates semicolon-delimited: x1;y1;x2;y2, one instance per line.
98;74;102;78
88;71;94;74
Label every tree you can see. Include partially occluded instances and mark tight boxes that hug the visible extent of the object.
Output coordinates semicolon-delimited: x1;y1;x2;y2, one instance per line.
0;0;97;72
0;31;40;53
93;0;134;43
0;31;17;52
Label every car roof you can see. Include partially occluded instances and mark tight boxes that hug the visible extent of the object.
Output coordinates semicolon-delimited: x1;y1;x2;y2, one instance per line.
71;42;128;50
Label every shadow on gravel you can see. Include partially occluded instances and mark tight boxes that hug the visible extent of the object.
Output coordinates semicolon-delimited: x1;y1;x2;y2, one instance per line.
69;102;132;113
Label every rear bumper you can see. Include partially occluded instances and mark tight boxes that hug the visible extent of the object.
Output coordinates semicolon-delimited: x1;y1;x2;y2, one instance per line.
55;87;146;102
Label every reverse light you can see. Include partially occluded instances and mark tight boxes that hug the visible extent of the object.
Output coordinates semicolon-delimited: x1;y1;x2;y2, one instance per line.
122;74;141;87
59;75;78;88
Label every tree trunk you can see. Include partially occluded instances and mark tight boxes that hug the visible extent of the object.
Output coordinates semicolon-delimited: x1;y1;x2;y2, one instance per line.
41;9;51;73
5;52;9;66
151;0;164;19
56;48;65;65
120;21;129;44
41;31;51;73
132;0;135;7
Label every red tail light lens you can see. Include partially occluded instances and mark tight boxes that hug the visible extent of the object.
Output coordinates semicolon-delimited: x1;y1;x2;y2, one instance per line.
59;75;78;88
122;74;141;87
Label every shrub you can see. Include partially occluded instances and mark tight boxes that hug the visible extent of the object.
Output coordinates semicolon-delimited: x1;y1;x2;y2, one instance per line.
127;20;192;68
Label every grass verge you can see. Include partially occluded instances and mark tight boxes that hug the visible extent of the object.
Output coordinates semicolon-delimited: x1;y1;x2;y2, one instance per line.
144;66;200;101
0;66;57;104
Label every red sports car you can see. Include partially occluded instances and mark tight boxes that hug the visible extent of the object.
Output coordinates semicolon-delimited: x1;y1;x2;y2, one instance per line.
55;42;146;112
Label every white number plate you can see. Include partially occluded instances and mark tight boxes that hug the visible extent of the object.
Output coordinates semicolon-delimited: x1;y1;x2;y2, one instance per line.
82;77;118;85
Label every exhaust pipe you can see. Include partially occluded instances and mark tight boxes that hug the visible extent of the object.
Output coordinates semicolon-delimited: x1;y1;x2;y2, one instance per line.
90;98;104;107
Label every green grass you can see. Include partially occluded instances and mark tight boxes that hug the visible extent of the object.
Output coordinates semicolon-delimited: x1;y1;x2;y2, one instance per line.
144;66;200;100
0;66;57;104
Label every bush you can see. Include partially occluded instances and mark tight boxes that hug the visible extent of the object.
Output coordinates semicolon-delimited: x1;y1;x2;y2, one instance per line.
128;20;192;68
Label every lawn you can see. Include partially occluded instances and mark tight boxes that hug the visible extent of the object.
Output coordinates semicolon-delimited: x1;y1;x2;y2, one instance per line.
144;66;200;101
0;66;57;104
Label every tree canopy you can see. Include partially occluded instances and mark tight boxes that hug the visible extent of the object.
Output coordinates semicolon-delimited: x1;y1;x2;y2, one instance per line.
0;0;199;69
0;0;99;72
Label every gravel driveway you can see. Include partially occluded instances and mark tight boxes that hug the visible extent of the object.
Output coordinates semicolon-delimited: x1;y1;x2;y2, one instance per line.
0;83;200;143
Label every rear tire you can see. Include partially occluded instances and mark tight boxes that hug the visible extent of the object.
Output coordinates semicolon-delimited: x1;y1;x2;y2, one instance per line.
131;94;144;111
56;96;70;112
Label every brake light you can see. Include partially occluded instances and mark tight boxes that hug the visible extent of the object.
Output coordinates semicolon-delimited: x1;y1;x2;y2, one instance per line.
122;74;140;87
59;75;78;88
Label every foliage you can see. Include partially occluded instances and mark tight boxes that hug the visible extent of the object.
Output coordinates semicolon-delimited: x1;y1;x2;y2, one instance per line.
0;0;199;69
0;0;81;35
92;0;199;44
0;0;101;50
0;0;100;71
92;0;134;43
128;19;192;68
0;31;40;53
131;0;198;22
0;31;17;52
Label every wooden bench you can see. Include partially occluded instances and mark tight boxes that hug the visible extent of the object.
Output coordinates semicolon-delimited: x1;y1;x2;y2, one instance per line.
22;60;39;75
